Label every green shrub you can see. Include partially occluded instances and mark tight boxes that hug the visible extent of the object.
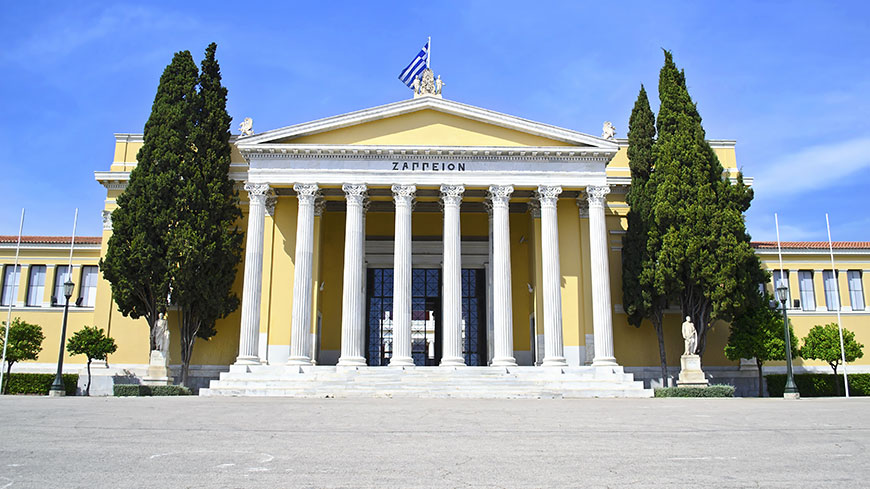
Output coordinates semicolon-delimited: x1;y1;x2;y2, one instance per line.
113;384;192;396
4;373;78;395
654;385;735;398
766;373;870;397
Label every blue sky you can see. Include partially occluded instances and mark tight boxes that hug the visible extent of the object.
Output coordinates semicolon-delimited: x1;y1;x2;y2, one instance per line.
1;1;868;241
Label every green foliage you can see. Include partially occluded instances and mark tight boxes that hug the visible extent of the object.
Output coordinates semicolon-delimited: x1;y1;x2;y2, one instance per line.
101;49;200;349
800;323;864;376
113;384;192;396
66;326;118;395
654;385;735;397
169;43;243;387
725;291;798;363
1;318;45;394
621;85;670;385
648;50;765;356
3;373;77;395
766;373;870;397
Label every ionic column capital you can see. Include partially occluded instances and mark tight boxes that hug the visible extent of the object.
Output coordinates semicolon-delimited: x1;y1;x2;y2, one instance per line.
244;182;271;199
440;184;465;206
294;183;320;204
586;185;610;207
342;183;368;206
488;185;514;206
391;184;416;205
536;185;562;207
576;193;589;219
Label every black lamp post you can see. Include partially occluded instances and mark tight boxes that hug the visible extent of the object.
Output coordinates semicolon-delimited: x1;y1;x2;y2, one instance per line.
776;281;800;399
48;279;75;397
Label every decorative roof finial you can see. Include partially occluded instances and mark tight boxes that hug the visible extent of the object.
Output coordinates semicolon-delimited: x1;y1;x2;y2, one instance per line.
413;68;443;98
601;121;616;140
239;117;254;137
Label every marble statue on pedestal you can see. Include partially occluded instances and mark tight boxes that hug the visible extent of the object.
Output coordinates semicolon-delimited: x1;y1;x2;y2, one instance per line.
682;316;697;355
144;313;171;385
678;316;708;387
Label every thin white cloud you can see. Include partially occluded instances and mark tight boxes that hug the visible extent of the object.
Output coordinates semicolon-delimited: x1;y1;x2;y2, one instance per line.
752;136;870;200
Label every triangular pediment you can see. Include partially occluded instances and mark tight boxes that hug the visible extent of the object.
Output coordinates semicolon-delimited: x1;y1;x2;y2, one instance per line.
239;96;617;150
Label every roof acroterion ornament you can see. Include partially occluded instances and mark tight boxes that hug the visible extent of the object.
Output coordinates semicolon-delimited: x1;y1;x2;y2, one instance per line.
413;68;443;98
239;117;254;136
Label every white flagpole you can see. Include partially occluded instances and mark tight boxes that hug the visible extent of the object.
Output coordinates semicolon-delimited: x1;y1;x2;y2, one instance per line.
427;36;431;69
826;213;849;398
775;214;785;294
1;208;25;394
67;209;78;272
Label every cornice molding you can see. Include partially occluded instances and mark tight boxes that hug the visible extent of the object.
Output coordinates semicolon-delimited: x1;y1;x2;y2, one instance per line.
237;96;619;150
238;144;615;163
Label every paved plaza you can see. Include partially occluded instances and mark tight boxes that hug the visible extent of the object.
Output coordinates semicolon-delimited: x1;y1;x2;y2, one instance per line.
0;396;867;488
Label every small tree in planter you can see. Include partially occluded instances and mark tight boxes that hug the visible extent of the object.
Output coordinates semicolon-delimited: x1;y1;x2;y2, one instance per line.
800;323;864;396
66;326;117;396
1;318;45;394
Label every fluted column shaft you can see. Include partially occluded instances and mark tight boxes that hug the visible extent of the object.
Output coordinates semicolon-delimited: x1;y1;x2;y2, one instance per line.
390;184;416;367
338;184;368;366
236;182;270;365
440;185;465;366
588;185;617;366
539;186;568;367
288;184;319;365
489;185;517;367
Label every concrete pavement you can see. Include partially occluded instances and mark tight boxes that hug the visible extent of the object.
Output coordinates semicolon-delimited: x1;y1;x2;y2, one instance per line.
0;396;867;488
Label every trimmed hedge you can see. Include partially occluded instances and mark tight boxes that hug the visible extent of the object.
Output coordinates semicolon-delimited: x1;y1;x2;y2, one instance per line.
654;385;735;398
766;373;870;397
3;373;78;395
113;384;192;396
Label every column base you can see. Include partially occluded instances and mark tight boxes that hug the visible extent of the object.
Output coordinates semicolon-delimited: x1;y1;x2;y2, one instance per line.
440;357;466;367
542;357;568;367
337;356;367;367
234;355;262;366
389;356;415;367
491;356;517;367
286;356;312;366
591;356;618;367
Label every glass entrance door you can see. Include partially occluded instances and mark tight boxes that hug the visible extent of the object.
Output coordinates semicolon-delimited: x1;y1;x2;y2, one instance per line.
365;267;487;366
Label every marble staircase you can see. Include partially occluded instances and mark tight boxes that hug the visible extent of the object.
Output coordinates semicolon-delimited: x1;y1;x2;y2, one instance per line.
199;365;653;398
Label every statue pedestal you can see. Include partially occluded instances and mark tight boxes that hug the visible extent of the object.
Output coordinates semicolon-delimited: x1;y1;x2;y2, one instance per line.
677;354;709;388
142;350;171;386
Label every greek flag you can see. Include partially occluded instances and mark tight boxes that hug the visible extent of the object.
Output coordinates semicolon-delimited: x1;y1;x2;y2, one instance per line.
398;40;430;88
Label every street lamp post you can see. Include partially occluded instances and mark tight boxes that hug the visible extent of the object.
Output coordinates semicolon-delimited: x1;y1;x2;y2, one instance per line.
776;281;800;399
48;280;75;397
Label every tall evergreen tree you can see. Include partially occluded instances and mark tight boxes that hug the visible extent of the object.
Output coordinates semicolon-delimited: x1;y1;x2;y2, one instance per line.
650;50;765;356
101;51;199;349
622;85;670;385
168;43;243;386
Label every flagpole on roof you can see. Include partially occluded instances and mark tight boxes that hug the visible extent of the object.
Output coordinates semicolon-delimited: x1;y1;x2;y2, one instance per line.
1;208;25;394
826;213;850;398
427;36;431;69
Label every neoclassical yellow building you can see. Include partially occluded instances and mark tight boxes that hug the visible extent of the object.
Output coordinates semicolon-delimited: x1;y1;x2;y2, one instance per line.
2;92;868;396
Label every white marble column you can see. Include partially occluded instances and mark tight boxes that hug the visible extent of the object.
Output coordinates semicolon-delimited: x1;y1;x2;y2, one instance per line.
287;184;319;365
489;185;517;367
440;185;465;367
338;183;368;367
236;182;270;365
587;185;617;367
538;185;568;367
390;184;416;367
485;201;495;365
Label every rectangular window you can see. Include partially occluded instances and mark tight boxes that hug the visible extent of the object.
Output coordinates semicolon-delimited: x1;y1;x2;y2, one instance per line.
772;270;790;306
26;265;46;307
1;265;21;307
53;265;72;306
848;270;865;311
79;266;98;307
823;270;841;311
798;271;815;311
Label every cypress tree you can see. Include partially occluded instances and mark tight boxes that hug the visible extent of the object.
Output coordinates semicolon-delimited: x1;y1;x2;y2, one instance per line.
101;51;199;349
622;85;670;385
650;50;765;356
168;43;243;386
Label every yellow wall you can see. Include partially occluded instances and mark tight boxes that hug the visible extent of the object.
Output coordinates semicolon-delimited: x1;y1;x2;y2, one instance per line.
288;110;577;147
